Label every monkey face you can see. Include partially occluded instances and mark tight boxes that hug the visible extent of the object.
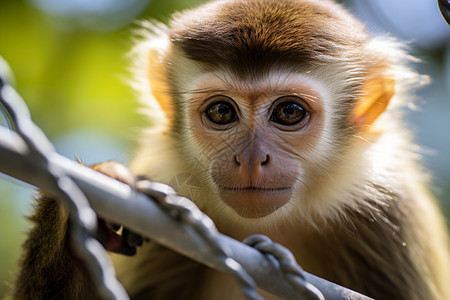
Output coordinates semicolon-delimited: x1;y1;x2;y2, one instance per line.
184;69;329;219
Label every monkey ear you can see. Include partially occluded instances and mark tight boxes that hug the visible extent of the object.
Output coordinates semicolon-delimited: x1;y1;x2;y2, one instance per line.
147;49;173;119
351;72;395;128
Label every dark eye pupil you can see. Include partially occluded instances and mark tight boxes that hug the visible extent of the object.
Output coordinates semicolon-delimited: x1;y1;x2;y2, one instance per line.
272;102;306;125
206;102;237;125
218;104;230;116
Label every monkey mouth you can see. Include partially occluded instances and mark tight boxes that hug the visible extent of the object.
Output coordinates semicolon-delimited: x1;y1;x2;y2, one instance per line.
218;185;292;192
217;185;293;218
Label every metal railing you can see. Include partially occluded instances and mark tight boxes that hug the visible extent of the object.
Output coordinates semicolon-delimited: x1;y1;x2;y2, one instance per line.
0;66;372;299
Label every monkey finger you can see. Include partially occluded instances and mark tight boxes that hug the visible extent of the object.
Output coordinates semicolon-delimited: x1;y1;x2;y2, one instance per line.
96;219;137;256
111;240;137;256
111;223;122;232
122;228;145;247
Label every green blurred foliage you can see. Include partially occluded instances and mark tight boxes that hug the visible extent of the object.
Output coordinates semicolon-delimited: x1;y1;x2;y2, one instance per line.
0;182;31;298
0;0;205;296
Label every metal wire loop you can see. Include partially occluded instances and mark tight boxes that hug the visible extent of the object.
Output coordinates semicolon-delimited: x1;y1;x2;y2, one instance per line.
136;179;263;300
244;234;325;300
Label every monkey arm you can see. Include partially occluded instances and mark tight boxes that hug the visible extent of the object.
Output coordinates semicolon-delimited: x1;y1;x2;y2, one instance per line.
9;161;141;299
10;194;102;299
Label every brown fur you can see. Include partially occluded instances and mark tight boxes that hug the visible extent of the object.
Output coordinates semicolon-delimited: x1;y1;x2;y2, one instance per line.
9;195;100;300
169;0;368;75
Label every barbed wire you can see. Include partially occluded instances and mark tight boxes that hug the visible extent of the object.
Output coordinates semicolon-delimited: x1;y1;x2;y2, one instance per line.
136;180;264;300
0;67;373;299
0;76;128;299
244;235;324;300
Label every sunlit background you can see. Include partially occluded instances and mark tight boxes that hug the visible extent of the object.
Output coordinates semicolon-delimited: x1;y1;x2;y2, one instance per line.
0;0;449;296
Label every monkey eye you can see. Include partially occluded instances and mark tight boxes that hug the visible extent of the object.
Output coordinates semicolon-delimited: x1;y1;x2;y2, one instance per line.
205;100;238;125
271;100;308;126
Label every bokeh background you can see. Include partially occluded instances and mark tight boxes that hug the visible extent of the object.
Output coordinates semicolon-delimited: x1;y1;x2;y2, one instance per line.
0;0;449;296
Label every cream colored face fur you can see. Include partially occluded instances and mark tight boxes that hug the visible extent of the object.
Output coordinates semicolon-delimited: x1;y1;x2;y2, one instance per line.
177;68;337;223
155;60;394;233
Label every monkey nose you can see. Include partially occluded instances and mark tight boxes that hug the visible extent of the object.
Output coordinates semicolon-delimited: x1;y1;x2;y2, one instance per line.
234;155;241;166
260;154;270;166
234;153;271;168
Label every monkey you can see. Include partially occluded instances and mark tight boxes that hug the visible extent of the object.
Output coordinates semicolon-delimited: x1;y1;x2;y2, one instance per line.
7;0;450;299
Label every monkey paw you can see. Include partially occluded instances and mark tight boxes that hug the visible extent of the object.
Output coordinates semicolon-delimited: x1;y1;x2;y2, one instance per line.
90;161;148;256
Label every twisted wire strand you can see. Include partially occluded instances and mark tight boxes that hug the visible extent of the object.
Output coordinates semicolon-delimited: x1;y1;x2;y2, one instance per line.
0;77;128;300
136;179;263;300
244;235;325;300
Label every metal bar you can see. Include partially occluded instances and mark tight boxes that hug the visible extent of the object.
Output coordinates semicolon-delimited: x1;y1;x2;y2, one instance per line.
438;0;450;25
0;126;372;300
